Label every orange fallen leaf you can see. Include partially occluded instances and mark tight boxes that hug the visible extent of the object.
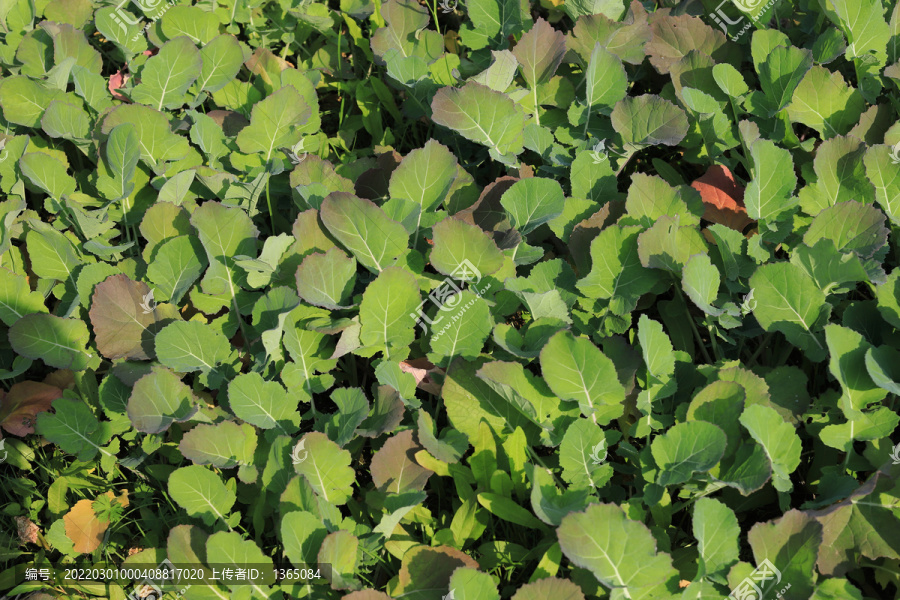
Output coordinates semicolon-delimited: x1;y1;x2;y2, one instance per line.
64;499;109;554
690;165;754;232
62;491;129;554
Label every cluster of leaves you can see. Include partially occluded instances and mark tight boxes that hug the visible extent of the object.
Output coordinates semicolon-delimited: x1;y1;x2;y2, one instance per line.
4;0;900;598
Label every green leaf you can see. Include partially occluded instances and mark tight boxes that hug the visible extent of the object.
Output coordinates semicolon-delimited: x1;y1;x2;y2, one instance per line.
127;366;198;434
625;173;703;228
787;65;865;138
510;578;585;600
359;266;421;352
501;178;565;236
865;345;900;395
583;42;627;126
197;34;246;93
744;139;798;221
478;492;546;529
756;44;813;113
739;404;802;493
236;85;311;161
637;215;707;276
798;135;874;215
25;227;81;282
154;320;237;384
319;530;361;591
712;63;749;97
19;153;76;200
464;0;530;44
747;510;823;599
0;75;62;127
101;104;191;165
476;360;568;444
191;200;258;298
160;5;221;45
35;397;107;461
0;268;49;326
692;497;740;576
470;49;518;92
512;17;566;89
444;358;542;445
105;123;140;200
790;239;868;296
431;82;527;159
131;37;201;111
146;235;208;304
41;100;90;140
577;225;660;314
428;290;493;366
540;330;625;425
802;201;888;259
179;421;258;468
293;431;356;504
228;372;301;433
819;407;900;452
295;248;357;310
811;469;900;576
825;324;886;419
827;0;890;66
320;192;409;273
169;466;236;527
449;567;500;600
558;418;613;489
282;510;328;566
682;253;722;316
324;387;370;447
611;94;689;147
557;503;677;597
864;143;900;227
748;262;829;361
389;139;458;214
651;421;727;486
9;313;91;370
206;531;274;596
429;218;504;279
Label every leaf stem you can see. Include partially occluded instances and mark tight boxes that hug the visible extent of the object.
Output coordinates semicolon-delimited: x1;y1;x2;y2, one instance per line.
265;175;274;234
674;287;712;364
